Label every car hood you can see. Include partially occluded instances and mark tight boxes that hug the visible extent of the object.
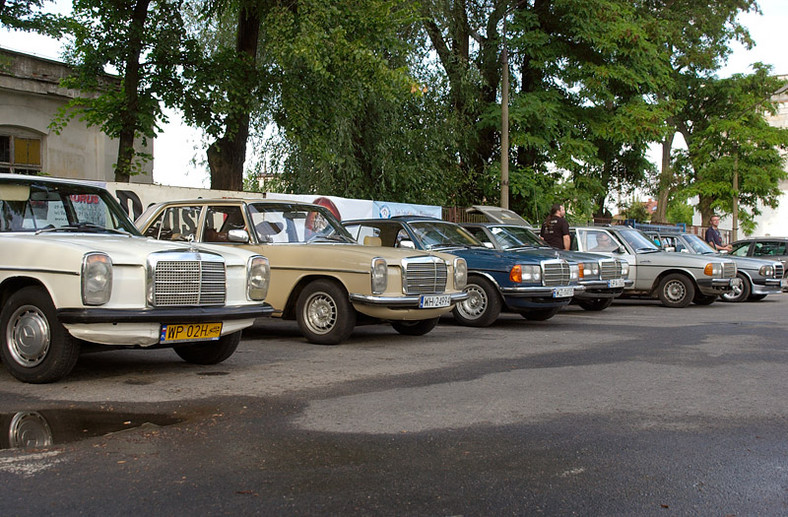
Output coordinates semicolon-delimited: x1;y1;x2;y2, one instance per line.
2;233;255;270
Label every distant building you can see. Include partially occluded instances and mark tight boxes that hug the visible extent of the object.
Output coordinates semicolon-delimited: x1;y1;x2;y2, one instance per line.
757;75;788;236
0;47;152;183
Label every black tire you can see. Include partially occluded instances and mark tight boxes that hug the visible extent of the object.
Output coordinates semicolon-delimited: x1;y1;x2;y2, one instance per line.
174;332;241;364
577;297;614;311
693;293;717;305
748;294;767;301
296;279;356;345
0;286;80;383
720;273;751;303
656;273;695;308
391;318;439;336
452;276;501;327
520;307;561;321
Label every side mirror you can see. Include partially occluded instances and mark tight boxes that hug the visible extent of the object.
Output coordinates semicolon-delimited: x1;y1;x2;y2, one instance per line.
398;239;416;249
482;242;494;249
227;229;250;243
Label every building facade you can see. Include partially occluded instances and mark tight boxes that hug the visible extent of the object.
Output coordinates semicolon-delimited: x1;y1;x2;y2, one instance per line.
0;47;152;183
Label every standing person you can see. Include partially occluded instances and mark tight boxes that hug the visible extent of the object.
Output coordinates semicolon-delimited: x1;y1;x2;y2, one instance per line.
704;215;732;252
540;203;570;250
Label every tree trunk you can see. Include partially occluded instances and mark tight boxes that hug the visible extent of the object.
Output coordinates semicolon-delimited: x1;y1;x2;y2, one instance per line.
653;131;675;224
114;0;151;182
207;3;260;191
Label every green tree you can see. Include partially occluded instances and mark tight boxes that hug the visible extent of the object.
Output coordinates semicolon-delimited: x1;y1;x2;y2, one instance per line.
674;67;788;234
53;0;198;182
0;0;63;35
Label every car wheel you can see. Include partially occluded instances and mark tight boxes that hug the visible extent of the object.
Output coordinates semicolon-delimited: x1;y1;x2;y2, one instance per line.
656;273;695;308
296;279;356;345
520;307;561;321
577;297;614;311
174;332;241;364
748;294;767;301
452;276;501;327
720;273;750;303
693;293;717;305
391;318;439;336
0;286;80;383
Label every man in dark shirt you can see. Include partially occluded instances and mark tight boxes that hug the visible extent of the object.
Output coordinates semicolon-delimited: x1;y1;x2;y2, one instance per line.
704;215;732;252
540;204;570;250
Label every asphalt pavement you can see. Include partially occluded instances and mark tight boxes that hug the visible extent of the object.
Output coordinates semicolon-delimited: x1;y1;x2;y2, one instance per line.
0;296;786;515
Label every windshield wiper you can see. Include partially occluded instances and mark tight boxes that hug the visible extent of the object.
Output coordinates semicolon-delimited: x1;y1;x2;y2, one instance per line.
36;222;127;235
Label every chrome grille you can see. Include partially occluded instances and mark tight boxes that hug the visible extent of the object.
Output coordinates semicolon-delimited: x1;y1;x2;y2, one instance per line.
775;263;784;279
148;252;226;306
402;256;448;295
722;262;736;278
542;260;571;286
599;259;625;280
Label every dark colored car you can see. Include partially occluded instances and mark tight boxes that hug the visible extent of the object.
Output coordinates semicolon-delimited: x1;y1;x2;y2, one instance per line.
462;222;631;311
344;217;582;326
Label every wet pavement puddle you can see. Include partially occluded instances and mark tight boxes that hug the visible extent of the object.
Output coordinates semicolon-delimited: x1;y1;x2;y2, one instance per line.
0;409;182;450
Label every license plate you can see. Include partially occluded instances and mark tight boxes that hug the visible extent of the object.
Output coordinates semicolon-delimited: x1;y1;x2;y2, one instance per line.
607;278;625;288
419;294;451;308
160;323;222;343
552;286;574;298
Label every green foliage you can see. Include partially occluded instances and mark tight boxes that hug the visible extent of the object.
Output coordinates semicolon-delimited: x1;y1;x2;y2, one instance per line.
0;0;65;36
665;201;693;226
620;199;651;223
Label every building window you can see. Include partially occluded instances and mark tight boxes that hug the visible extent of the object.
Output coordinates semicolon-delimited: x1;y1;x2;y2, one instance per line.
0;133;42;175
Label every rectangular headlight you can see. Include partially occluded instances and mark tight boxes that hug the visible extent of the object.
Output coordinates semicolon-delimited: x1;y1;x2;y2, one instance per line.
371;257;388;294
82;252;113;305
454;257;467;289
247;255;270;301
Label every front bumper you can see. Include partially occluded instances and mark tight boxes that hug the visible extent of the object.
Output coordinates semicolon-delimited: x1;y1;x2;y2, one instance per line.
58;303;274;324
349;291;469;308
574;279;633;299
696;277;735;295
752;279;784;296
499;284;584;310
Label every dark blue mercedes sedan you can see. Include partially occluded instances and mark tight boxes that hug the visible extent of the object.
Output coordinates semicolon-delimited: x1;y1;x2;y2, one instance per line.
344;217;582;327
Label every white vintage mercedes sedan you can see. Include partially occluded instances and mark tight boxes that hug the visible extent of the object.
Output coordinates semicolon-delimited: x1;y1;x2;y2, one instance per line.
0;174;273;383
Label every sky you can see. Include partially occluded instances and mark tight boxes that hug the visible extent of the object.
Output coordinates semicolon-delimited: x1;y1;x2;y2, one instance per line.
2;0;788;189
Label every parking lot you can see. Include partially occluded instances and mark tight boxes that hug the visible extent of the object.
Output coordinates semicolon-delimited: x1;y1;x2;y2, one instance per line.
0;297;786;515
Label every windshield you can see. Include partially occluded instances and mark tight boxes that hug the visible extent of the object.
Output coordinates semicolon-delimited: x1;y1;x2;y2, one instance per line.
681;233;716;254
247;202;355;244
0;179;139;235
616;228;660;252
489;225;546;249
409;221;484;249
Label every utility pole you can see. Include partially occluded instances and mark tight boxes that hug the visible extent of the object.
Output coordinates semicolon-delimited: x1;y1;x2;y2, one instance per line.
500;16;509;210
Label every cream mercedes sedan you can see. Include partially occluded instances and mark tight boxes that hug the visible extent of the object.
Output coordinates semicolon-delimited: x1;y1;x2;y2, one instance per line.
136;199;468;345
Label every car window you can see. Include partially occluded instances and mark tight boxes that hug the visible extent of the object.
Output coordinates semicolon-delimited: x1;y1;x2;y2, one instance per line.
583;230;618;252
203;206;246;242
247;203;354;244
488;225;544;249
730;242;751;257
754;241;787;256
144;206;201;241
466;227;492;245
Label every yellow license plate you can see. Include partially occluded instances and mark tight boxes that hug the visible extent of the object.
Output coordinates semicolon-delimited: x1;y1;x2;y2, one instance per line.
160;323;222;343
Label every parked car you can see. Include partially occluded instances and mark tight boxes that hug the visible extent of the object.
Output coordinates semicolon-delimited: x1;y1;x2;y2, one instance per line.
571;226;737;308
136;200;468;345
644;230;785;302
0;174;273;383
343;217;581;326
461;222;631;311
729;237;788;292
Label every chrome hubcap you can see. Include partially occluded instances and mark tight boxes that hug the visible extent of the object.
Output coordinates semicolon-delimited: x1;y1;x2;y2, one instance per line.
6;305;50;367
458;284;487;320
664;280;686;303
304;292;337;335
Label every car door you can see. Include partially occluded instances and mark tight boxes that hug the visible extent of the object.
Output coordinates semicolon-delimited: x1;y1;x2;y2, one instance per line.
574;228;639;287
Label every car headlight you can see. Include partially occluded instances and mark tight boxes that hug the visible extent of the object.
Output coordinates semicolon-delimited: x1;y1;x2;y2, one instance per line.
371;257;388;294
620;260;630;278
247;255;270;300
453;257;467;289
82;252;113;305
704;262;722;277
570;263;579;281
510;264;541;283
759;264;775;277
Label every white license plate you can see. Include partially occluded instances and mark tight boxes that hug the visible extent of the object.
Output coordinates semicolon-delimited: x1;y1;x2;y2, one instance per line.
419;294;451;308
607;278;625;288
160;323;222;343
552;286;574;298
